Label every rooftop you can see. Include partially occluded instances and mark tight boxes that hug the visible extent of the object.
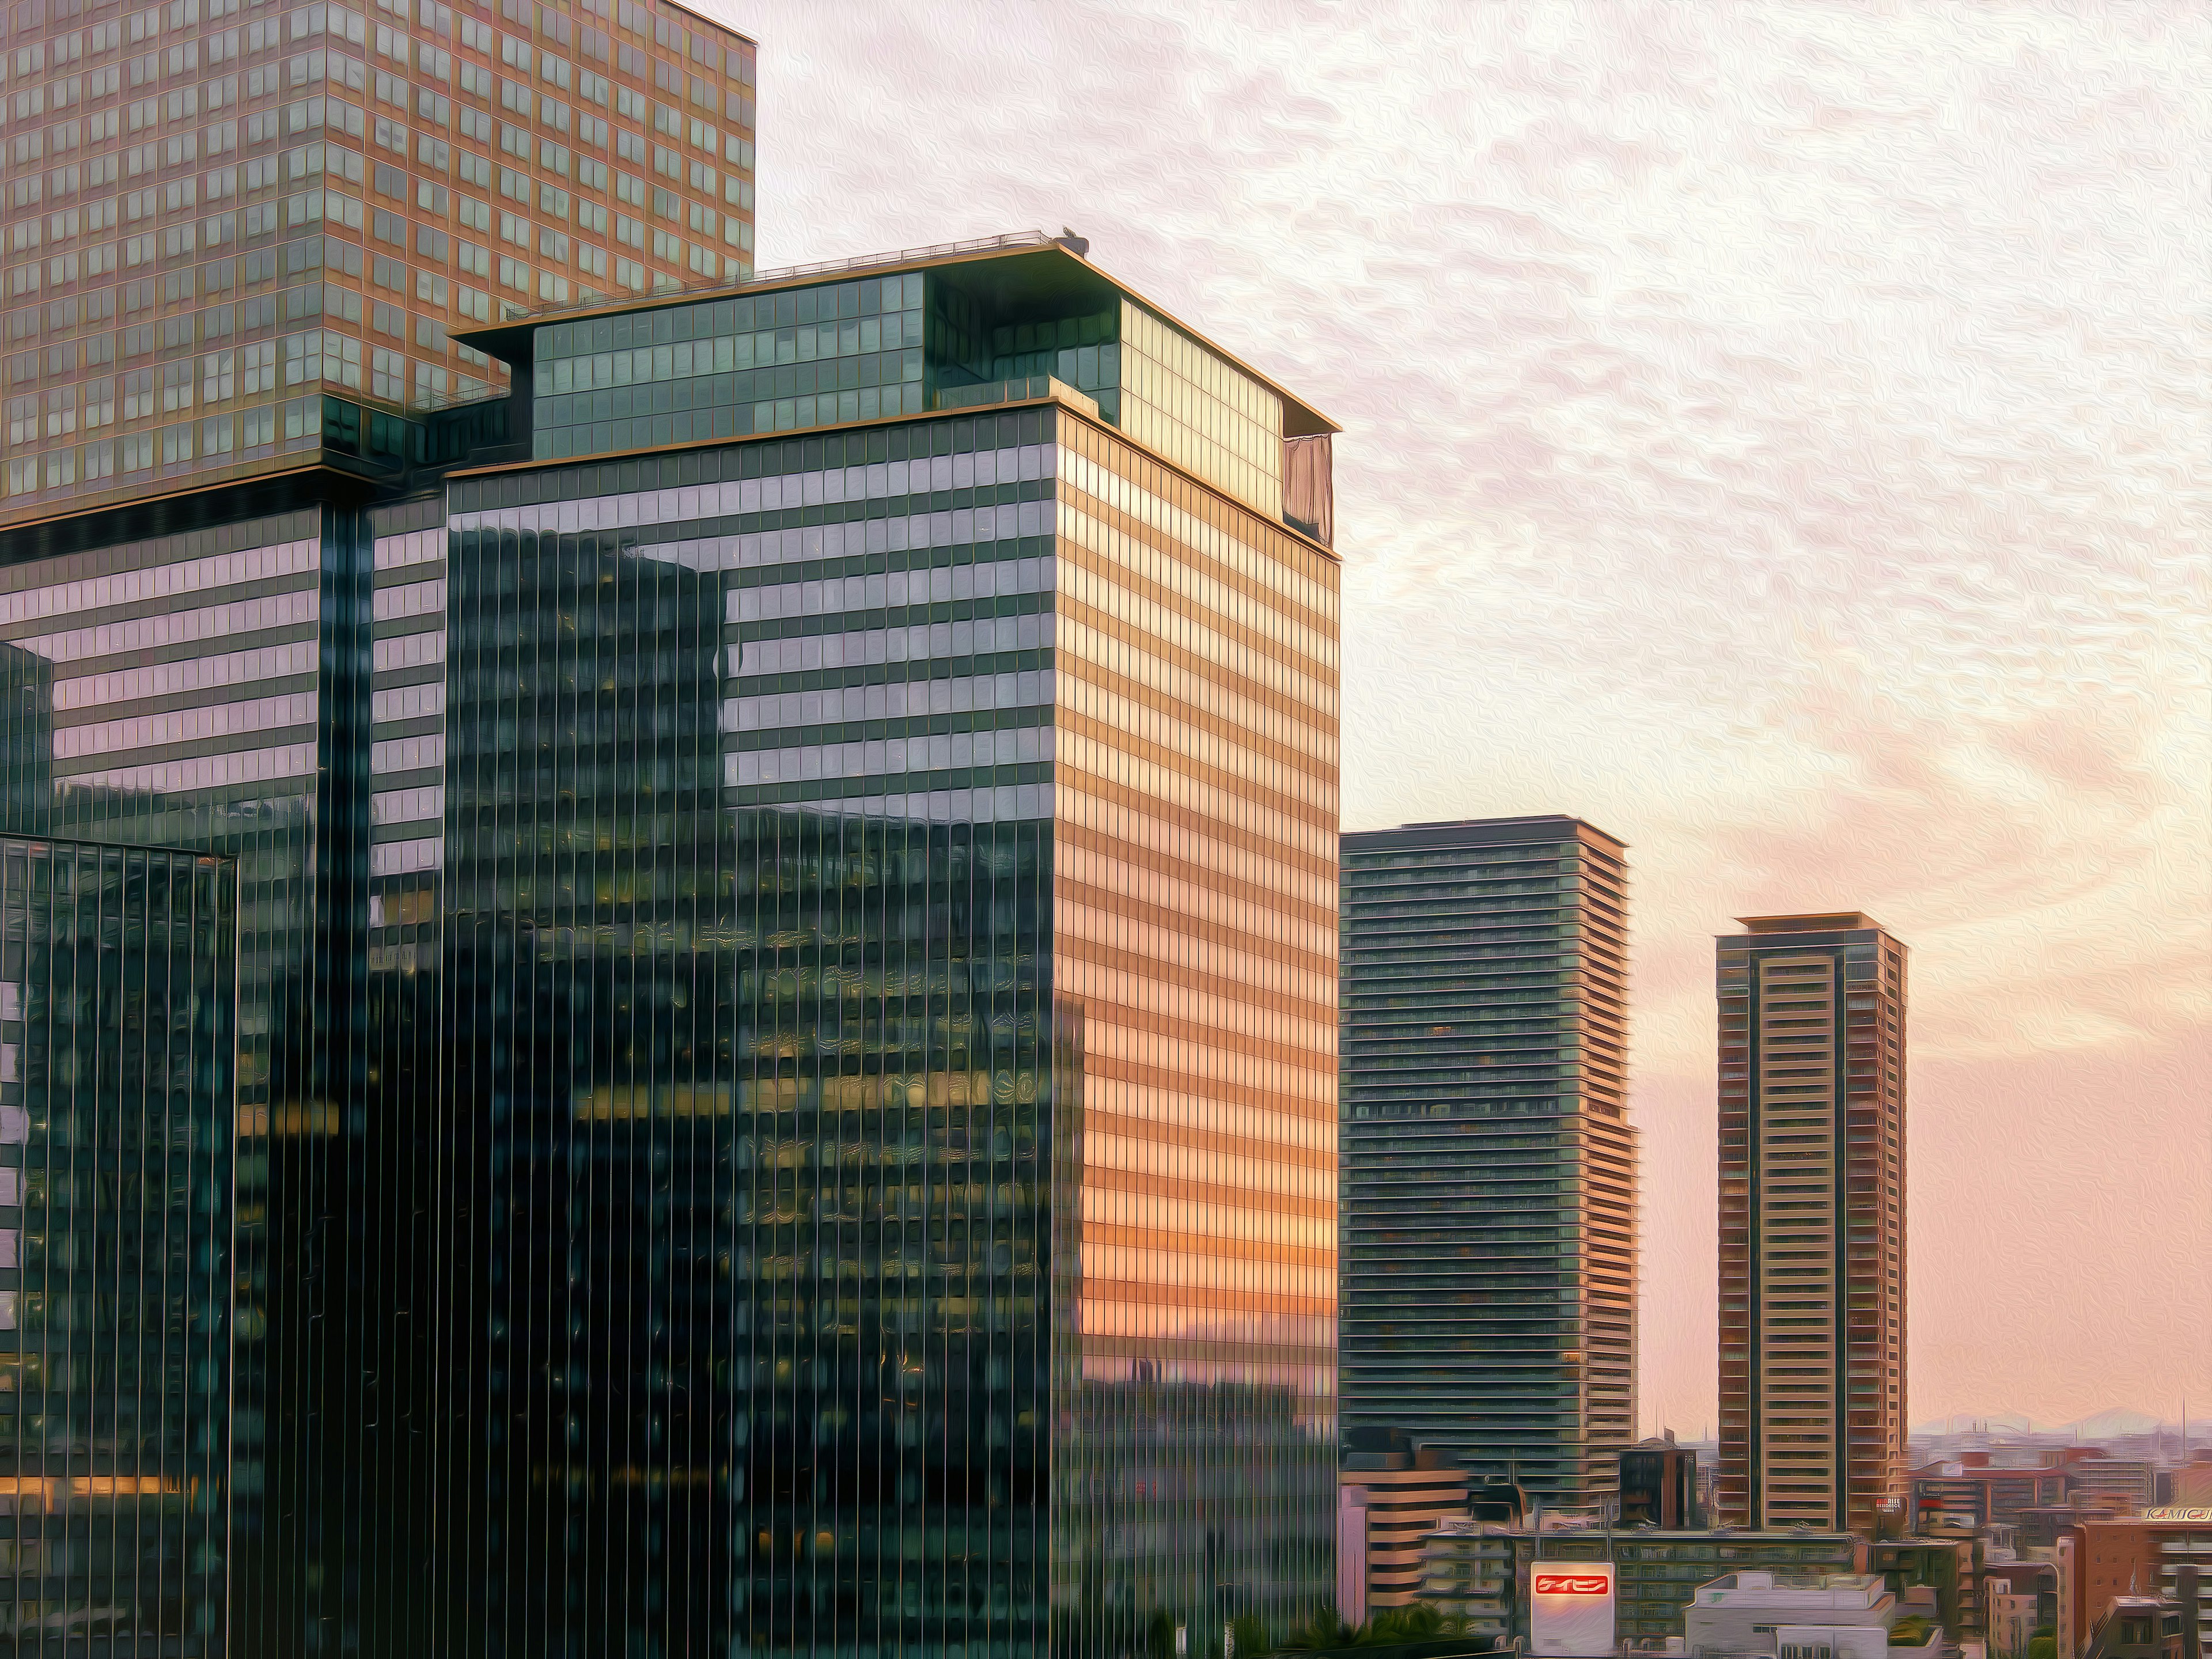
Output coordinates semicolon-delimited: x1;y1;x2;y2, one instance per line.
1346;816;1629;855
452;229;1338;439
1696;1573;1893;1608
1734;912;1884;934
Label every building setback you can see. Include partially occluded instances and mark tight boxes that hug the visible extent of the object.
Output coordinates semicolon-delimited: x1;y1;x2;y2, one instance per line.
2;225;1345;1653
1715;912;1908;1534
429;237;1344;1654
1338;816;1635;1505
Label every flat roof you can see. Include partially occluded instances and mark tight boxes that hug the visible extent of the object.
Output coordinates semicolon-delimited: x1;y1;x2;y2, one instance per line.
1344;815;1627;855
451;233;1338;438
1734;912;1883;934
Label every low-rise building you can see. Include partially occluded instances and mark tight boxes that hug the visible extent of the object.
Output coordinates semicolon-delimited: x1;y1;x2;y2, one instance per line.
1871;1537;1980;1638
1486;1528;1865;1647
1912;1459;2071;1533
1987;1590;2039;1659
2062;1514;2212;1659
1421;1522;1518;1642
1342;1437;1474;1613
1684;1573;1902;1659
2065;1458;2159;1516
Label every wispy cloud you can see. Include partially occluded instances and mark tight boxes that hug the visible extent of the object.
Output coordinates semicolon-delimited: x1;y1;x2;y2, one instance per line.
702;0;2212;1428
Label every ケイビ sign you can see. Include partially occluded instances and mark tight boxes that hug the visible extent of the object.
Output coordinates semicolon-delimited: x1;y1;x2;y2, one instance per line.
1530;1562;1616;1657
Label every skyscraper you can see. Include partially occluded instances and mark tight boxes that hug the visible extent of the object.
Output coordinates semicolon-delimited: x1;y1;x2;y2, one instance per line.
0;0;754;529
0;835;236;1650
1715;912;1908;1533
1338;816;1635;1506
427;235;1343;1653
0;10;1348;1647
0;0;754;1647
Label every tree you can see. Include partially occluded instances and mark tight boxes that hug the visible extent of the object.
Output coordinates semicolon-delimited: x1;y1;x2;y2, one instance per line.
1149;1611;1180;1659
1278;1607;1354;1653
1230;1614;1273;1659
1360;1605;1451;1646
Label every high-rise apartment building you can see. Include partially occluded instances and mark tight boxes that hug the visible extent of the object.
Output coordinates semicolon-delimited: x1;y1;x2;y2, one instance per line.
0;0;753;1649
423;236;1343;1655
1715;912;1908;1534
1338;816;1635;1506
0;0;753;527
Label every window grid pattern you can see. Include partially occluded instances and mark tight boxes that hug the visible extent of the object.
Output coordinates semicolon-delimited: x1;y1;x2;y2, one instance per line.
1338;819;1637;1504
0;836;234;1651
1051;414;1338;1656
1715;919;1908;1537
0;504;453;1656
432;403;1338;1654
531;270;924;460
0;0;755;525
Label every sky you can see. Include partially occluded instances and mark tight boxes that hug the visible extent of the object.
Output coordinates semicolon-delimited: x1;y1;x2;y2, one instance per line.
692;0;2212;1436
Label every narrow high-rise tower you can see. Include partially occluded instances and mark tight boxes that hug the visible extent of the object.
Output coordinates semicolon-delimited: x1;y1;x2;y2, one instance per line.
1338;816;1636;1506
1715;912;1908;1533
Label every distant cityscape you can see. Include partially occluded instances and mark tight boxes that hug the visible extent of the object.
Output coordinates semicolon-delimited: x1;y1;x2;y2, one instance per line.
1334;831;2209;1659
0;2;2190;1657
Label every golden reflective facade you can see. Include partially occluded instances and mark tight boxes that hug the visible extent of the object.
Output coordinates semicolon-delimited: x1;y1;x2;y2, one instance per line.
1053;416;1339;1645
424;239;1342;1654
0;0;753;527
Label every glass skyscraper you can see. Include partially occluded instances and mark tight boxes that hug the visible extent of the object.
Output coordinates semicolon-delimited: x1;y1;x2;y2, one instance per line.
0;0;755;1647
0;0;754;527
0;12;1346;1638
420;235;1343;1656
1338;815;1635;1506
0;835;236;1649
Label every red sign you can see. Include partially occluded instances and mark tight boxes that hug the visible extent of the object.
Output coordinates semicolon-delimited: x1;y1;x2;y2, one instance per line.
1535;1574;1610;1597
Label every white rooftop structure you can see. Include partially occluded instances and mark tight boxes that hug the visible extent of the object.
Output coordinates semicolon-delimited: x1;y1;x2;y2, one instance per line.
1687;1573;1904;1659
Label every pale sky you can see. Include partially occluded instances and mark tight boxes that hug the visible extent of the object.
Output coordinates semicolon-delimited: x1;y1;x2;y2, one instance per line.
697;0;2212;1434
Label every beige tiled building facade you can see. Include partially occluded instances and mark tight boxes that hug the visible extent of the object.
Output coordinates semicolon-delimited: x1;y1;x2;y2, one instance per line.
1717;912;1909;1533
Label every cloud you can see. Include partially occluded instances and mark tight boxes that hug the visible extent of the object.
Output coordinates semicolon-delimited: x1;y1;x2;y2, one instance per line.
699;0;2212;1427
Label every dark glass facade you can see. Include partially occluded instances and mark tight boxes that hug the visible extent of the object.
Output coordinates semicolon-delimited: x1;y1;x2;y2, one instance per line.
0;233;1341;1654
1338;816;1635;1505
0;499;463;1656
0;835;234;1649
431;314;1340;1652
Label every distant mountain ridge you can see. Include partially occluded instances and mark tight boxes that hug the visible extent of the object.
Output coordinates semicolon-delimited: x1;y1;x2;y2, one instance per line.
1911;1407;2188;1438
